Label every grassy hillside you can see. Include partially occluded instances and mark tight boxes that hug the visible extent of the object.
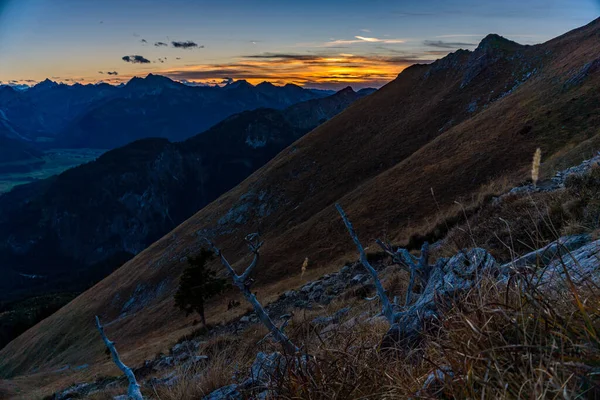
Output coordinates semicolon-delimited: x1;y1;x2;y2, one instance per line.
0;18;599;396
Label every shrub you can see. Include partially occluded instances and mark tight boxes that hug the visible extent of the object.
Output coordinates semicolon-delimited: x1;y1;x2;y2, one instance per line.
174;249;230;326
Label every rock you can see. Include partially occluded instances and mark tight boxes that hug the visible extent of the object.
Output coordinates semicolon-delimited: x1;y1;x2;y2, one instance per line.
240;315;251;323
113;396;129;400
246;352;288;387
333;306;351;320
147;371;179;388
55;382;95;400
535;239;600;289
501;234;592;274
294;299;308;308
203;384;242;400
283;290;297;298
153;355;175;370
340;265;351;275
308;287;324;302
350;274;368;285
312;306;351;326
301;281;323;293
183;355;209;369
382;248;497;351
416;366;454;398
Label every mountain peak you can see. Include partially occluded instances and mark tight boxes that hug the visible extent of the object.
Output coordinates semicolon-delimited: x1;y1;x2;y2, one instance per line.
225;79;254;90
33;78;58;90
257;81;276;88
125;74;179;90
476;33;522;52
336;86;356;95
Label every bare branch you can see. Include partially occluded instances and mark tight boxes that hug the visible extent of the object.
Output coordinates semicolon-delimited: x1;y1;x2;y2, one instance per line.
336;203;396;324
206;235;298;354
95;316;143;400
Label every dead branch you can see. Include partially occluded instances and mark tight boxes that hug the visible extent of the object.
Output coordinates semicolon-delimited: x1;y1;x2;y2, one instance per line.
206;234;299;354
95;316;143;400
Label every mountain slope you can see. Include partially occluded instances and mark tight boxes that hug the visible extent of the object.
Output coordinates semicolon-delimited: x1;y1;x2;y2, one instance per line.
56;76;333;148
0;87;369;307
1;18;599;383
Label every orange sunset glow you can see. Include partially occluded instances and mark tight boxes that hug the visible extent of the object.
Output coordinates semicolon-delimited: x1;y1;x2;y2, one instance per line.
157;54;415;87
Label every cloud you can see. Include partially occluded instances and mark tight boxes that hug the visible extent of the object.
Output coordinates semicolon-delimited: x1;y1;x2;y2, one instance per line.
158;52;433;90
222;77;234;85
155;42;168;47
176;57;181;60
246;53;321;61
141;39;147;44
172;40;203;49
107;71;119;75
122;55;151;64
424;40;477;49
321;36;406;46
355;36;405;43
361;29;371;33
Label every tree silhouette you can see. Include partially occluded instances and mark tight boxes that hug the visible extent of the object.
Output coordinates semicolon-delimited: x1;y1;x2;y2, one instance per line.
174;249;229;326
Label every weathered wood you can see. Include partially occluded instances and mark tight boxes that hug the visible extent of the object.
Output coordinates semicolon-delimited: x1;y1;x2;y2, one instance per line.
336;204;398;324
382;249;497;350
95;316;143;400
206;234;299;354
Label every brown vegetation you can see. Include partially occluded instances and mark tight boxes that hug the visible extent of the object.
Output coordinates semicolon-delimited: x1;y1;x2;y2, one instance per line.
1;18;600;398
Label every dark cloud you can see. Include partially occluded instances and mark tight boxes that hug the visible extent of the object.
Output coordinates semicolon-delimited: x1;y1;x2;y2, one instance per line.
122;55;151;64
172;41;203;49
158;58;165;63
155;42;168;47
107;71;119;75
423;40;476;49
176;57;181;60
141;39;147;44
98;71;104;74
221;77;234;85
246;53;321;61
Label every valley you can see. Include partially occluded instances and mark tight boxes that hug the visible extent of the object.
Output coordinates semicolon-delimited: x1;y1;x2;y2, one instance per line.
0;148;105;194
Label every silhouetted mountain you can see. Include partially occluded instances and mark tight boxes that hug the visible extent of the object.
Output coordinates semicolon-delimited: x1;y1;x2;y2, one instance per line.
0;75;334;152
56;76;335;148
0;87;371;303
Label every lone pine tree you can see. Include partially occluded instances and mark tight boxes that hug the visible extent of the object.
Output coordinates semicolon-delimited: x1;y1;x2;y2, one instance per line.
174;249;229;325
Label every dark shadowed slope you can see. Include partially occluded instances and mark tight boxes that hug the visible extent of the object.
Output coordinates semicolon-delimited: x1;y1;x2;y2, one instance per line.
0;87;370;306
1;18;599;385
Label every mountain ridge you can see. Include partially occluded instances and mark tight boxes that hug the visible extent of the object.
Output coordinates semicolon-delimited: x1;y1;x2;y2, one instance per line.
1;18;599;389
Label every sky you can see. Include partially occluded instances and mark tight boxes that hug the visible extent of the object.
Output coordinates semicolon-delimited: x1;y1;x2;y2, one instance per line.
0;0;598;89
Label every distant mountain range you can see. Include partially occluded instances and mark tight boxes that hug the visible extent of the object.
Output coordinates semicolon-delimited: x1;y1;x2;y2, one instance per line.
0;75;336;152
0;86;373;304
